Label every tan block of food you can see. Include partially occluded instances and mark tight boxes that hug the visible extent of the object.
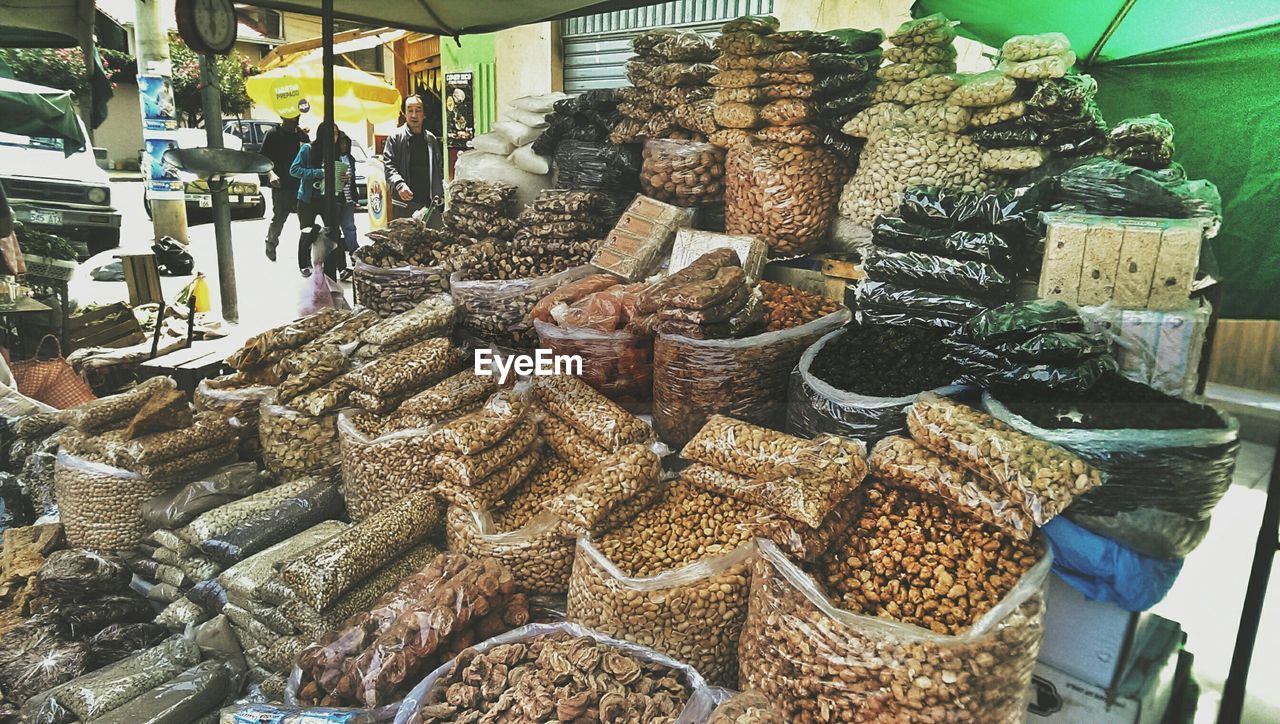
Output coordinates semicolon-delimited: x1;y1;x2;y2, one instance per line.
1147;223;1204;310
1112;224;1162;307
1038;219;1088;304
1076;223;1125;305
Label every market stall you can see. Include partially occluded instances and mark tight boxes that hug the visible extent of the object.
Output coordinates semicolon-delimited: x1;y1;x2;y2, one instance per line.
0;9;1248;723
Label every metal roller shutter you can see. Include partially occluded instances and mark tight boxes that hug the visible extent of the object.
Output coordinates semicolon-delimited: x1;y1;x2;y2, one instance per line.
561;0;774;93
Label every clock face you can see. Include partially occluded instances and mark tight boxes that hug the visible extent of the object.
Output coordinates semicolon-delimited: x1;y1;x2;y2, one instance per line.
177;0;238;55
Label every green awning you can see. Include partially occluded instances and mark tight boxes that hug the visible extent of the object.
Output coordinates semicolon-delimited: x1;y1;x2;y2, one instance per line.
918;0;1280;319
0;76;87;155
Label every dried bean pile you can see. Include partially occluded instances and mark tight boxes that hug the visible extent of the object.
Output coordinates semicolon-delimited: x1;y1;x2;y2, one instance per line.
54;452;176;550
403;631;695;723
758;281;842;331
258;394;339;477
295;553;530;708
810;323;956;396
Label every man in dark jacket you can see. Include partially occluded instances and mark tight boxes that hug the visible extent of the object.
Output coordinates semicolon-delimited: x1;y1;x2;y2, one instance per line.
260;112;309;261
382;95;444;224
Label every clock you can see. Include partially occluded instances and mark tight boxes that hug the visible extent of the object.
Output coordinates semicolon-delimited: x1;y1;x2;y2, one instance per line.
176;0;238;56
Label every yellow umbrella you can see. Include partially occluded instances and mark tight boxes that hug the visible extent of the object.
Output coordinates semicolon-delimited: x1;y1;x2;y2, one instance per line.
247;62;402;126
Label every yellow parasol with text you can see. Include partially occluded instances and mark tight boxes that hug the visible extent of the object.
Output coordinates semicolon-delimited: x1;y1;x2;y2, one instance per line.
246;62;402;125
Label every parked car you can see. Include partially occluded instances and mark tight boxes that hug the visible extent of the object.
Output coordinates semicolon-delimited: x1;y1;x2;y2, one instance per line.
142;129;266;219
0;118;120;257
223;119;278;154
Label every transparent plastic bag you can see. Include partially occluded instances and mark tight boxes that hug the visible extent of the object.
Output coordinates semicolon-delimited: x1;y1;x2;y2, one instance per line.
431;417;538;486
877;61;951;83
901;100;971;133
842;102;906;137
531;374;651;450
91;659;231;724
948;70;1019;108
654;309;849;447
451;266;596;349
981;146;1050;173
640;139;727;206
337;412;438;522
906;392;1103;525
259;395;340;477
433;444;540;510
279;492;444;610
179;476;320;547
721;15;780;34
216;521;348;609
999;51;1076;80
567;538;753;686
397;370;499;419
871;435;1034;540
444;507;574;596
539;413;609;472
544;443;662;536
393;622;716;724
352;263;449;318
884;42;956;64
349;336;458;399
105;413;237;469
140;462;264;529
37;548;131;599
739;540;1048;722
221;704;384;723
715;31;777;56
1001;32;1072;62
787;327;967;442
87;622;170;669
199;482;342;564
0;625;88;705
888;12;957;47
724;141;846;255
53;451;173;550
970;100;1026;128
55;377;175;433
227;310;348;371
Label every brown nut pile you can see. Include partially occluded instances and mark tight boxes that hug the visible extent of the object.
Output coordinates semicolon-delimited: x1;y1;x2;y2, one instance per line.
405;632;693;724
346;337;462;399
540;413;610;472
739;533;1046;723
652;308;847;447
871;435;1034;540
276;343;348;402
423;389;527;455
445;505;573;596
568;529;753;687
817;482;1042;634
359;295;455;349
682;415;868;490
296;553;529;708
399;370;499;419
758;281;843;331
544;443;661;536
354;264;450;317
679;461;858;531
531;374;651;451
54;452;173;550
724;141;846;256
906;392;1103;525
105;411;235;468
431;417;539;486
434;446;542;511
227;308;349;370
338;411;438;521
492;456;577;529
640;139;726;206
709;690;786;723
902;99;972;133
259;395;340;477
281;491;445;611
57;376;176;433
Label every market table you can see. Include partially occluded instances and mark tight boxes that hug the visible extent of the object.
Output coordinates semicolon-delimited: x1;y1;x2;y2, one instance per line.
0;296;53;358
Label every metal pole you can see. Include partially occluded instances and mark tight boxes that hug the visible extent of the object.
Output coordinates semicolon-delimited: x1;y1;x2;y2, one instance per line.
322;0;335;231
198;55;238;323
133;0;188;243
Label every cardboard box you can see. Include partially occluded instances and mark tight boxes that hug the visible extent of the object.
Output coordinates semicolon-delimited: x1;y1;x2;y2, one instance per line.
1028;616;1183;724
1038;218;1089;304
1040;574;1155;690
1148;222;1204;309
1077;224;1125;305
1113;226;1162;307
668;229;767;282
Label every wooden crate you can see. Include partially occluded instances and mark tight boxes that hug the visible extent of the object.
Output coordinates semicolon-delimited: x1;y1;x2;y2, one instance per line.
66;303;146;351
119;254;164;307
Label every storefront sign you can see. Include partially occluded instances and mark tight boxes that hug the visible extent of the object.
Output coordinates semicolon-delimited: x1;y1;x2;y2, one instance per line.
445;71;475;146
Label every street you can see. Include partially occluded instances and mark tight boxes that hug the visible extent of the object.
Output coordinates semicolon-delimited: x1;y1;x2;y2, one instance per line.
68;179;373;338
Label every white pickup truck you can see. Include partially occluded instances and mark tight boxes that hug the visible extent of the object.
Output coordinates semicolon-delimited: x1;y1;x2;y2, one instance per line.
0;116;120;258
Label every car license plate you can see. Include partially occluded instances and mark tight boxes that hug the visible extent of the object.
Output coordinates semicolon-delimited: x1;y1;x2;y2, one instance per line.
28;209;62;226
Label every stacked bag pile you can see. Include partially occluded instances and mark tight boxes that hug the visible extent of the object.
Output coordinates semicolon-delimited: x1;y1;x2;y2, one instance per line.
613;28;718;143
537;91;641;220
859;186;1042;329
840;13;998;227
454;94;566;210
0;549;165;717
1107;113;1175;170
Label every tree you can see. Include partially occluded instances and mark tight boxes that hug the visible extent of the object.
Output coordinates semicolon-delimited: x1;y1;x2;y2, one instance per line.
0;47;135;97
169;37;257;127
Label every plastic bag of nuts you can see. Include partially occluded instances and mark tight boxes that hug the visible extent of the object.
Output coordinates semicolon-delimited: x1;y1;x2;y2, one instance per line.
544;443;662;537
57;377;176;433
871;435;1035;540
534;321;653;406
433;444;541;510
53;450;175;550
259;393;340;477
352;262;449;317
337;412;438;522
653;308;850;447
842;102;907;137
444;508;574;596
531;374;651;450
981;146;1050;173
724;141;846;256
998;51;1076;80
709;690;786;723
540;413;610;471
948;70;1019;108
970;100;1026;127
902;100;972;133
738;539;1049;723
640;139;726;207
359;294;454;349
451;266;597;349
346;337;462;400
567;535;754;687
906;392;1103;525
431;417;539;486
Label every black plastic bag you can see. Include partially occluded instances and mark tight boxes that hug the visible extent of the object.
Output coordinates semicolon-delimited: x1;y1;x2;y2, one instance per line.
996;331;1110;362
897;185;1046;240
187;578;228;613
818;88;876;116
37;550;132;601
970;118;1043;149
1027;74;1097;115
0;624;88;705
1051;157;1222;220
960;299;1083;341
52;595;156;638
1114;141;1174;170
812;71;874;98
951;353;1117;391
859;280;991;323
140;462;265;529
554;140;642;198
872;216;1012;265
152;237;194;276
198;482;342;564
1109;114;1175;148
863;249;1014;297
821;28;886;53
86;623;169;669
1;471;34;534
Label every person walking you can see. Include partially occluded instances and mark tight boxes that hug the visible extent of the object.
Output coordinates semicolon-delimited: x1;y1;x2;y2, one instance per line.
289;120;347;278
382;94;444;225
259;112;309;262
335;132;359;280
